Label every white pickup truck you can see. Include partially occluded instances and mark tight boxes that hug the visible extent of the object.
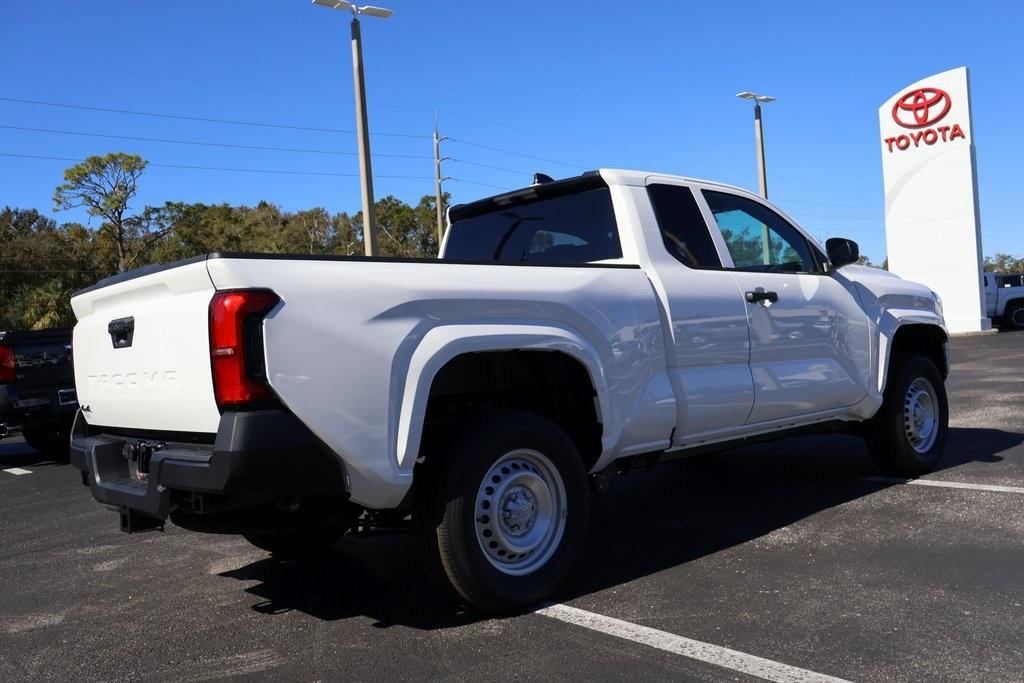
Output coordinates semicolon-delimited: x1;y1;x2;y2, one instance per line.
69;169;949;611
983;272;1024;330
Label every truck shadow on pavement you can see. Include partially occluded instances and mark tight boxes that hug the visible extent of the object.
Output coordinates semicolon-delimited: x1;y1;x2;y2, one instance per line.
0;439;69;469
220;426;1022;629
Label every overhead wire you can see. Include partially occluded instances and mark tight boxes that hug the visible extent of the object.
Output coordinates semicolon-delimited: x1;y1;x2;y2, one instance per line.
0;124;432;159
0;96;429;138
0;152;432;179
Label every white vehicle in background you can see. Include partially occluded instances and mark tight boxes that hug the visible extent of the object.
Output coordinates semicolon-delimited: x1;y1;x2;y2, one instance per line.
68;169;949;612
983;272;1024;330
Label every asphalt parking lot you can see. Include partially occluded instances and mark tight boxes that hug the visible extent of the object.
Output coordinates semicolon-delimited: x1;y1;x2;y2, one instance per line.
2;332;1022;682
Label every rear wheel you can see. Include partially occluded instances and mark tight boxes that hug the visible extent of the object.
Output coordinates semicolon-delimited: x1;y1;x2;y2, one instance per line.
865;354;948;476
414;411;590;613
1003;302;1024;331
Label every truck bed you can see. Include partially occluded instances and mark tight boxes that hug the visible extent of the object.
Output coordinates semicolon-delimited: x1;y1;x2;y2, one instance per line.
70;252;675;508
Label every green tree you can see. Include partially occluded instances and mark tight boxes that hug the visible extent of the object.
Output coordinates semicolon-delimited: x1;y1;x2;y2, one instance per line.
984;253;1024;273
53;153;172;273
20;280;71;330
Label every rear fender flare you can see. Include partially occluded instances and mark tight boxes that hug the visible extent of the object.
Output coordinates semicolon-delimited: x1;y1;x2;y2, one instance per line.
390;324;612;471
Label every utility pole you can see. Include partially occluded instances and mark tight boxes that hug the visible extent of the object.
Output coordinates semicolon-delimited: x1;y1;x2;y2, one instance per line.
737;91;776;264
433;111;450;250
313;0;394;257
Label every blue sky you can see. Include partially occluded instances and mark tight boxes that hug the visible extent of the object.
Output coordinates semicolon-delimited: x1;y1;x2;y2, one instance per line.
2;0;1022;263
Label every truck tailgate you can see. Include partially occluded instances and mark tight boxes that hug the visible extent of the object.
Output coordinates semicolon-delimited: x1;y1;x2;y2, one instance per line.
70;259;221;434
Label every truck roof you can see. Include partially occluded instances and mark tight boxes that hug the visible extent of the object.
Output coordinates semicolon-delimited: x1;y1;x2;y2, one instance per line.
597;168;751;195
449;168;756;221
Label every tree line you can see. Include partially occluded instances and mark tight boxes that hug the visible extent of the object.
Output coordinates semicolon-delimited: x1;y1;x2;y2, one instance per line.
3;152;1022;331
2;153;445;330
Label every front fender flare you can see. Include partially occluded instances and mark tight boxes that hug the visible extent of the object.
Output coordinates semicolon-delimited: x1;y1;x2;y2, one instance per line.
876;311;947;396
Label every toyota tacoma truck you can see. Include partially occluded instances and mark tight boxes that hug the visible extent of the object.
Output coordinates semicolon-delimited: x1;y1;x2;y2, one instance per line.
69;170;948;611
1;328;77;454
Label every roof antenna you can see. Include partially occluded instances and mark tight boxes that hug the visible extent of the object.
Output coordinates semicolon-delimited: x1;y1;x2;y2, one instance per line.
532;172;555;186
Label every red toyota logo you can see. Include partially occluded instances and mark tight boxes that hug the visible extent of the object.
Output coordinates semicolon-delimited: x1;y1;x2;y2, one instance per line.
891;87;951;129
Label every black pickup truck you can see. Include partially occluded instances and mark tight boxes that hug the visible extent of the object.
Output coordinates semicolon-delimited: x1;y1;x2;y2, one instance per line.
0;328;77;455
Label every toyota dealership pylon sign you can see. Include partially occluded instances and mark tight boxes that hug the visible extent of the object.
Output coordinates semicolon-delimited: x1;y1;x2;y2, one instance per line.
879;66;990;334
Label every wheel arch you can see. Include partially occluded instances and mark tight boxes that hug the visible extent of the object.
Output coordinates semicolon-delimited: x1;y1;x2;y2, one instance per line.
391;324;612;474
879;322;949;395
999;297;1024;320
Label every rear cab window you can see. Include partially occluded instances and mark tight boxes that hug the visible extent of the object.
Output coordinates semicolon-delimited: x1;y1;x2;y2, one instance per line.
646;184;723;269
444;176;622;264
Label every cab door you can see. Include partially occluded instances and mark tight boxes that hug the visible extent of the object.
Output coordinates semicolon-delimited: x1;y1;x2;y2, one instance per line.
638;179;754;443
695;187;871;424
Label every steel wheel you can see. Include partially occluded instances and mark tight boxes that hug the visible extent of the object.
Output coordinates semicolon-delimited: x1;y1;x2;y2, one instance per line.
474;448;567;576
904;377;938;454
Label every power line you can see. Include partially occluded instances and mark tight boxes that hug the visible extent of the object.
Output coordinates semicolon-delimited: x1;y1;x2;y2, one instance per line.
775;197;880;210
0;49;429;114
449;158;533;176
450;178;514;191
0;96;430;138
0;152;432;179
982;216;1024;234
784;211;881;222
0;124;432;159
448;138;588;170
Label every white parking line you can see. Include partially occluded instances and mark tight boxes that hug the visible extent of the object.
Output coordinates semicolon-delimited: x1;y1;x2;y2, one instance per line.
536;603;851;683
864;476;1024;494
3;467;33;476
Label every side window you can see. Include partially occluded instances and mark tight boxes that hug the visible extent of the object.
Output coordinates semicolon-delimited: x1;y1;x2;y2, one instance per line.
998;275;1023;288
702;190;819;273
647;184;723;269
444;187;622;263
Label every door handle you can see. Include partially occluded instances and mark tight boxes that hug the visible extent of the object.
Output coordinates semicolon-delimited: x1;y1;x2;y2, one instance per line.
745;290;779;304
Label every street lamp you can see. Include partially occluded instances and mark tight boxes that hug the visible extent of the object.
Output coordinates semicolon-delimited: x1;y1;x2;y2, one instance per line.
313;0;395;257
736;91;775;200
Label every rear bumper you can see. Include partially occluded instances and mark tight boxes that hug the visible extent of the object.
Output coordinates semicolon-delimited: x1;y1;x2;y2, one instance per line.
70;409;349;524
0;384;77;438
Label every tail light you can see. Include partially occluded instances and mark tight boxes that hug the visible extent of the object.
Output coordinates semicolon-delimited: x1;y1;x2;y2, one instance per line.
209;290;280;409
0;345;14;384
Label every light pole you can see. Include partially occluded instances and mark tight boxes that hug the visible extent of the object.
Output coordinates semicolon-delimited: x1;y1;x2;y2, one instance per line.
737;91;776;265
736;91;775;199
313;0;394;257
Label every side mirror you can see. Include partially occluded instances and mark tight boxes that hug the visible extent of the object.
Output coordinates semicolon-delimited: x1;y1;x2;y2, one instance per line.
826;237;859;269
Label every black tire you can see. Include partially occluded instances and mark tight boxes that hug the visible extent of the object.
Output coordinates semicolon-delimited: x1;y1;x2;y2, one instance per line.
243;528;344;557
413;411;590;613
1003;302;1024;331
22;426;70;457
865;353;948;476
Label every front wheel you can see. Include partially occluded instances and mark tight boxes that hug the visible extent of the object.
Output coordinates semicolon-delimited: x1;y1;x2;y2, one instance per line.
1003;302;1024;331
865;353;948;476
414;411;590;613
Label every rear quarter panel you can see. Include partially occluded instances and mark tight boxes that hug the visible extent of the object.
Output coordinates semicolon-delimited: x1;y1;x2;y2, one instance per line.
206;257;674;509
